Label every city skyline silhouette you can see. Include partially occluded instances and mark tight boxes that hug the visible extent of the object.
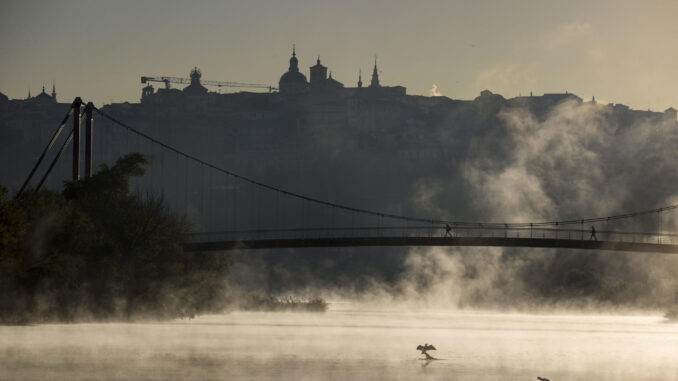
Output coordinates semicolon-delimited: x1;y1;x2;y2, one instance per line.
1;0;677;110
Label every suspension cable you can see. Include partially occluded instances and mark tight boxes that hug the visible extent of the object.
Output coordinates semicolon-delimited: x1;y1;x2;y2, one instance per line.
92;106;678;229
17;100;78;196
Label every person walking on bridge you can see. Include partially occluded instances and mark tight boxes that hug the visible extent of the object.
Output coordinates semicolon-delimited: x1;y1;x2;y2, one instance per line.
590;225;597;241
445;223;452;237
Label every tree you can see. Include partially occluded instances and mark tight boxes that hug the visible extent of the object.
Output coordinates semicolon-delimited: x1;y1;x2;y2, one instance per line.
0;153;231;323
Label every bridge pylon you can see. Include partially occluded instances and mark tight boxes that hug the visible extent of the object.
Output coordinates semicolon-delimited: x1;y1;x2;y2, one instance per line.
17;97;97;196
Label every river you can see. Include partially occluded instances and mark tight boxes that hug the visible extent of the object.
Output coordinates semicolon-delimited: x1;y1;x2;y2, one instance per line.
1;305;677;380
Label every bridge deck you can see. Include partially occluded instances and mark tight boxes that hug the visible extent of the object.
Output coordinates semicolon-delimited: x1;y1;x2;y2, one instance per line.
182;237;678;254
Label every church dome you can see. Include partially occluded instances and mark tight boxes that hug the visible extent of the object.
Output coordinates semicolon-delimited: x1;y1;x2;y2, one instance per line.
279;46;308;93
279;70;308;85
183;67;208;95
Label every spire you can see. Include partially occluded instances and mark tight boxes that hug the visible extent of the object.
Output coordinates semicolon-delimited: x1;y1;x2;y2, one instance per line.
358;69;363;88
292;44;296;57
370;55;380;87
52;81;56;101
27;89;31;99
42;85;46;94
317;55;321;65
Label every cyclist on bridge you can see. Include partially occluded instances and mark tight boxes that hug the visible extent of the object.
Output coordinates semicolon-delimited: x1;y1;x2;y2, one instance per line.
590;225;597;241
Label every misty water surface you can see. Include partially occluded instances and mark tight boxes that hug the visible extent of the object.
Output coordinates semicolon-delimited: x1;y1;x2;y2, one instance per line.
1;305;677;380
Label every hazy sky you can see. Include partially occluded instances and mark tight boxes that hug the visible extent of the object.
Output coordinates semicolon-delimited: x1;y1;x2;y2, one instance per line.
1;0;676;110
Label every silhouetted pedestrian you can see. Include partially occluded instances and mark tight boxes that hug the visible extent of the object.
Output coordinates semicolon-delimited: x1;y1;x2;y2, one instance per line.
445;223;452;237
590;225;597;240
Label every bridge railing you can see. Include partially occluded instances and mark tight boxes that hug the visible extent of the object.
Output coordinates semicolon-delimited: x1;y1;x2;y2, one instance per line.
185;225;678;245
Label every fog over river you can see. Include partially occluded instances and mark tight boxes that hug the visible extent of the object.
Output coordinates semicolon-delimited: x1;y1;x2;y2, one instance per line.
2;305;677;381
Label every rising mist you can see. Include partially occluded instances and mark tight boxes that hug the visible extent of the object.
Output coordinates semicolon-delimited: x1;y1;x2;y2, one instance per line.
224;95;678;312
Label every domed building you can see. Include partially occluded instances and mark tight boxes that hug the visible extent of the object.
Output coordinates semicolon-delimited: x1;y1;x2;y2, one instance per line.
183;67;208;95
24;83;58;105
279;46;308;94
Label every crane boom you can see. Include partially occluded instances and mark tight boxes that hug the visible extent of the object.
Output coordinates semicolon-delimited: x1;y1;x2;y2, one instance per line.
140;75;277;92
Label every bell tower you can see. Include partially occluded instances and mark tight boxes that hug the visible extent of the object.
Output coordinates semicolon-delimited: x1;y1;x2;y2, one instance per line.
309;56;328;88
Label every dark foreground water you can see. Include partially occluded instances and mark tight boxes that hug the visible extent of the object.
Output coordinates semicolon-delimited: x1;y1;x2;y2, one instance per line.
1;306;677;380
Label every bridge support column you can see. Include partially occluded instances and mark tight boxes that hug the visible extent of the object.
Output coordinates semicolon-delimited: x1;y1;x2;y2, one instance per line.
84;102;94;178
72;97;82;181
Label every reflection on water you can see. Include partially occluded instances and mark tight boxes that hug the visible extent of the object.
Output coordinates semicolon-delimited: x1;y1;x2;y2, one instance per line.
1;305;677;380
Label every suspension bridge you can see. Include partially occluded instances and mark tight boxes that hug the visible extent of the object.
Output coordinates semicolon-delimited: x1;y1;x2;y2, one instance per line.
16;98;678;254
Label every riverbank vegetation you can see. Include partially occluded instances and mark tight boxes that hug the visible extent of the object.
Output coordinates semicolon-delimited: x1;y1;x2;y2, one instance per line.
0;153;232;324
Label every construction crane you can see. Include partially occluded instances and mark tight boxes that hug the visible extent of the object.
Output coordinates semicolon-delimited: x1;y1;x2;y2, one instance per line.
140;72;277;93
